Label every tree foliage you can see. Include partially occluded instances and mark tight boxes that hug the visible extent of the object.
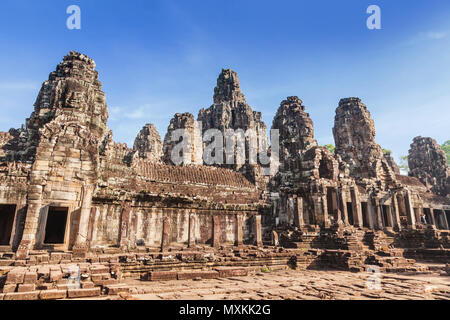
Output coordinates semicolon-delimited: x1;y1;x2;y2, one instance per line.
399;155;409;173
442;140;450;166
323;144;335;154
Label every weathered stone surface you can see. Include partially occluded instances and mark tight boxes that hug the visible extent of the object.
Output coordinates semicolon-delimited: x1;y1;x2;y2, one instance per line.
67;287;101;298
271;96;318;173
163;112;203;165
408;137;449;196
133;123;163;162
333;98;395;184
384;152;400;174
198;69;269;169
39;289;67;300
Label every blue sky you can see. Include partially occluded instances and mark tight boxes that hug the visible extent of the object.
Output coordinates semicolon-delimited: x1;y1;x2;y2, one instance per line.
0;0;449;165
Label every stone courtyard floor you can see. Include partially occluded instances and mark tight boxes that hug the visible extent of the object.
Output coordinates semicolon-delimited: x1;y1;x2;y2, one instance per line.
87;268;450;300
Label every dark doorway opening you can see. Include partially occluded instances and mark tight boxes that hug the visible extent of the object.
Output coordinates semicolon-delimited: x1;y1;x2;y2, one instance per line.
326;188;335;222
0;204;16;245
424;208;432;226
382;205;390;228
44;207;68;244
361;202;369;228
347;202;354;225
435;210;446;230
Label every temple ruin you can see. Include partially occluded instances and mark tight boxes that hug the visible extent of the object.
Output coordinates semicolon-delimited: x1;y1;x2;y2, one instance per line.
0;51;448;299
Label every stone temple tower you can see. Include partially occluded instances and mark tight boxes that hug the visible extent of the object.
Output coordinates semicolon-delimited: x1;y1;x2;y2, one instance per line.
16;51;109;258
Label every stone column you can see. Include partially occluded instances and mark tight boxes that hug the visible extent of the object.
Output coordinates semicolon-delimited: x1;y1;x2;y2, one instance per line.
161;216;171;252
321;189;331;228
392;193;401;231
350;187;363;227
340;187;349;225
294;197;305;227
254;215;263;247
212;216;220;248
374;198;383;230
119;203;131;250
430;208;437;227
404;190;416;229
235;214;243;246
366;199;376;229
442;210;449;230
188;214;196;248
331;188;342;224
15;200;42;259
73;184;95;258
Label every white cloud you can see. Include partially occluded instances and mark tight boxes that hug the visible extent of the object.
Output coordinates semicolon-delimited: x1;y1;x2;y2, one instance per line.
404;31;448;46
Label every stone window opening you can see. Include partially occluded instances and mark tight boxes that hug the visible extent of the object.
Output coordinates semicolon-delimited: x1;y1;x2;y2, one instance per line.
0;204;16;246
423;208;432;226
44;207;69;244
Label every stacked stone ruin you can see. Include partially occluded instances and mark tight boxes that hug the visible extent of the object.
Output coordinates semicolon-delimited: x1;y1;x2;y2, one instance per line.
0;51;448;299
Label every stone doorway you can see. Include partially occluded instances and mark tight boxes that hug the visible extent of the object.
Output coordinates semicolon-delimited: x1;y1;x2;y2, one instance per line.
434;210;447;230
347;202;354;225
423;208;432;226
382;205;390;228
361;202;369;228
0;204;16;245
44;207;69;244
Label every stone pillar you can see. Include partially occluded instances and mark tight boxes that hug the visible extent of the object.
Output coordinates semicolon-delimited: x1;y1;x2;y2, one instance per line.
119;203;131;250
331;188;342;224
254;215;263;247
404;190;416;229
392;193;401;231
188;214;196;248
374;198;384;230
366;199;376;229
430;208;437;227
212;216;220;248
235;214;243;246
442;210;449;230
161;216;171;252
340;187;349;225
321;190;331;228
350;187;363;227
73;184;95;258
294;197;305;227
15;200;42;259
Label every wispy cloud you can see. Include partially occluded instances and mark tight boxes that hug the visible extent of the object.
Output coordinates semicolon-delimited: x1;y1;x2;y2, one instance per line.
404;31;448;46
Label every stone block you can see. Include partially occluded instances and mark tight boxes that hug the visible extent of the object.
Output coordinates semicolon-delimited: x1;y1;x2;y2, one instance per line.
17;284;36;292
146;271;177;281
177;271;219;280
39;290;67;300
2;284;17;293
6;271;25;284
23;272;38;284
214;267;248;278
3;291;40;300
105;285;130;295
67;287;101;298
